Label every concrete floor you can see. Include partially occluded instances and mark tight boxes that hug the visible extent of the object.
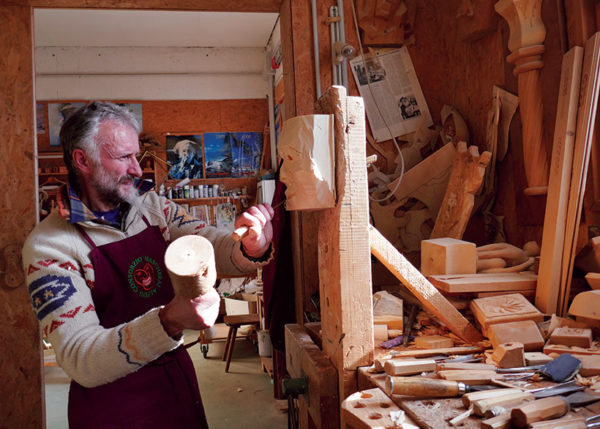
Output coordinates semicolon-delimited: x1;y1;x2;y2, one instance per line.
44;326;287;429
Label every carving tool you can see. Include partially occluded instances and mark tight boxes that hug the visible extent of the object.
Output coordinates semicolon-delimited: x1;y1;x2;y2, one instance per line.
232;199;286;242
385;376;502;397
511;391;600;428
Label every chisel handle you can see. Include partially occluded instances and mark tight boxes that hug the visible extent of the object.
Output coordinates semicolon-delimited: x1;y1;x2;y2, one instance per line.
232;226;249;242
385;376;463;397
528;416;586;429
510;397;569;428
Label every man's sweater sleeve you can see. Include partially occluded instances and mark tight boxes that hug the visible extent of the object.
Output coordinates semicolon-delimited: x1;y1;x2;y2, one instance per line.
22;215;182;388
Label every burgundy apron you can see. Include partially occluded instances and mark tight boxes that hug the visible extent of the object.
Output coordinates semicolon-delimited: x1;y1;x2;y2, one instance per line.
68;217;208;429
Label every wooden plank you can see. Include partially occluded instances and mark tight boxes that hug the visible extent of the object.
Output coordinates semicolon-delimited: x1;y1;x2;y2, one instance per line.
429;272;537;294
535;46;584;313
285;324;339;429
0;5;43;429
27;0;282;12
316;86;373;401
369;226;483;343
560;32;600;314
430;142;491;239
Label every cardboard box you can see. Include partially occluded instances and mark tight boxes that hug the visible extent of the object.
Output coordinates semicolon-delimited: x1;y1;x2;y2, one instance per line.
224;292;258;315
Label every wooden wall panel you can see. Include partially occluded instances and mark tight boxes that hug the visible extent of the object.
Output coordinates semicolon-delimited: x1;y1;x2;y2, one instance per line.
27;0;281;12
0;5;43;428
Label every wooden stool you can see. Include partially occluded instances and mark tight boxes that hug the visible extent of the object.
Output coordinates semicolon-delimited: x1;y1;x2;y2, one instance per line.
222;313;260;372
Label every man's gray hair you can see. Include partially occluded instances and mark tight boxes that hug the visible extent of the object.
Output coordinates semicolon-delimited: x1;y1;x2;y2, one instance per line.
60;101;140;183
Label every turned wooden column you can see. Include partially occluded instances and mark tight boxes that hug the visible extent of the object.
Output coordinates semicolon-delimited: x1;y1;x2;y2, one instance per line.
495;0;548;195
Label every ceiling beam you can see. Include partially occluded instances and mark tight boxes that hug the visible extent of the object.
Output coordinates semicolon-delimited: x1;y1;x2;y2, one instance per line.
25;0;282;13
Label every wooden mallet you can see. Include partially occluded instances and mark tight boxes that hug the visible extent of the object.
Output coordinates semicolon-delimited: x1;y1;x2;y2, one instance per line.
164;235;217;298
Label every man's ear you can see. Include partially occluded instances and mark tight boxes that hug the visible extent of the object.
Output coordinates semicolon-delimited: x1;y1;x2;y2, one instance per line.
72;149;92;174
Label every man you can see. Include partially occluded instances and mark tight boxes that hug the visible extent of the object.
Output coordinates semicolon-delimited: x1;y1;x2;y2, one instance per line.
22;101;274;428
169;138;203;179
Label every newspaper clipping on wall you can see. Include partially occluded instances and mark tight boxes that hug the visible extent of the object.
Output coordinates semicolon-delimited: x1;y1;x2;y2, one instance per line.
350;47;432;142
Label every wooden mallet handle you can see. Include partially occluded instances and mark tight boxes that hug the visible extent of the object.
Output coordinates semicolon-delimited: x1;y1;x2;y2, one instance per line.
385;376;463;397
510;396;569;428
165;235;217;298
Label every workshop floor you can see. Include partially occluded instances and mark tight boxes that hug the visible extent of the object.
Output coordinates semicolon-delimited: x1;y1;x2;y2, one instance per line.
44;327;287;429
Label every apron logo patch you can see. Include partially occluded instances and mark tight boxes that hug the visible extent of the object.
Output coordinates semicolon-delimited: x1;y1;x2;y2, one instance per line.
29;275;77;320
127;256;162;298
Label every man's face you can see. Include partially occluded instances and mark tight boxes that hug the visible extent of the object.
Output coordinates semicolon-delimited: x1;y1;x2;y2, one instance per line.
179;143;193;162
89;121;142;206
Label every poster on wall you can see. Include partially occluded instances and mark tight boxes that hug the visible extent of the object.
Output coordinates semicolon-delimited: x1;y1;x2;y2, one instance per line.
48;102;85;147
166;134;204;180
117;103;143;130
215;202;236;230
231;132;263;178
203;133;233;178
36;103;46;134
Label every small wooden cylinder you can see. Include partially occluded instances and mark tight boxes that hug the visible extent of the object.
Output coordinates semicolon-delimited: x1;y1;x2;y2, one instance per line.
165;235;217;298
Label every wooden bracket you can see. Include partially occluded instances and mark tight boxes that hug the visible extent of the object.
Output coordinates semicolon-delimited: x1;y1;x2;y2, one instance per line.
0;243;24;289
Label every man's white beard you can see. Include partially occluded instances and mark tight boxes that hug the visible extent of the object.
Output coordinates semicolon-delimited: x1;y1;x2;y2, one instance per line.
91;169;141;208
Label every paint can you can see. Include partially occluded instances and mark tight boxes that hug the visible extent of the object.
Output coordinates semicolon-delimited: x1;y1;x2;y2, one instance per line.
257;330;272;357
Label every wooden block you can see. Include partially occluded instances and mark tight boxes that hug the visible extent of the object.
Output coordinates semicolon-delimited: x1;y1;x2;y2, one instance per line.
373;315;403;331
428;272;537;294
420;238;477;276
524;352;553;366
341;387;407;429
543;343;600;356
548;326;593;348
373;324;388;342
438;370;500;385
472;391;535;417
476;290;536;299
586;272;600;290
576;354;600;376
414;335;454;349
569;290;600;322
481;413;512;429
547;314;589;336
487;320;545;352
370;226;484;343
491;342;525;369
462;388;523;407
470;293;544;334
383;359;437;376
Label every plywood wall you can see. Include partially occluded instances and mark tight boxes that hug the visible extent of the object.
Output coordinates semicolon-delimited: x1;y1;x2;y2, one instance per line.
0;5;44;428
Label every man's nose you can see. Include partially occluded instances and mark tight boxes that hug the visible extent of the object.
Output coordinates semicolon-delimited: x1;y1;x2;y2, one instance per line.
129;157;143;177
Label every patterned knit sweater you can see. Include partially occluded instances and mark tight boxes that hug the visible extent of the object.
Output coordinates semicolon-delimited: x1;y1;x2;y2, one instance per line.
22;190;267;388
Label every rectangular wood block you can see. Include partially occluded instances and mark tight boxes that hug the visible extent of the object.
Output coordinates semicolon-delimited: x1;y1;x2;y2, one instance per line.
470;293;544;334
548;326;593;348
577;354;600;376
421;238;477;276
487;320;545;351
438;370;499;385
383;359;437;376
524;352;553;366
414;335;454;349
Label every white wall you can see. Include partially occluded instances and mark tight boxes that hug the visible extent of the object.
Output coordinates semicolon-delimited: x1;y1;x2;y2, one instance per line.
35;46;270;100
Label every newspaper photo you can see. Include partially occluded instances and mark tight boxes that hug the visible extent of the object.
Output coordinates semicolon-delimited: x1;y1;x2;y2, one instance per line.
350;47;432;142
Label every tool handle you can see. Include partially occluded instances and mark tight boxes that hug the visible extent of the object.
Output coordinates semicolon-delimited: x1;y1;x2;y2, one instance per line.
385;376;462;397
510;397;569;428
232;226;249;242
528;416;586;429
473;391;534;416
481;413;512;429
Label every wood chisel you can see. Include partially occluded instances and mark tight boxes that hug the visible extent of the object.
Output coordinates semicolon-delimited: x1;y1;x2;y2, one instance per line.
511;391;600;428
385;376;502;397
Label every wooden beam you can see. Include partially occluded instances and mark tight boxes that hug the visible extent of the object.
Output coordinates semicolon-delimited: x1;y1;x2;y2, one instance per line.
535;46;583;313
560;32;600;314
0;4;43;428
25;0;282;12
285;324;339;429
369;225;484;343
315;86;373;400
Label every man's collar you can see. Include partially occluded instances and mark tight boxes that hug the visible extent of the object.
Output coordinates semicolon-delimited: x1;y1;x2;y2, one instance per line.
56;178;154;226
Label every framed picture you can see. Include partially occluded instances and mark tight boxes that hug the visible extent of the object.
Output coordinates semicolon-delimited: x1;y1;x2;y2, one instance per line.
204;132;233;178
48;102;85;147
36;103;46;134
166;134;204;180
231;132;263;177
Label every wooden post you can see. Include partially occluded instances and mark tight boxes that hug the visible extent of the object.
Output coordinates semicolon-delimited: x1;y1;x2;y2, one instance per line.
495;0;549;195
315;86;373;401
0;4;43;428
